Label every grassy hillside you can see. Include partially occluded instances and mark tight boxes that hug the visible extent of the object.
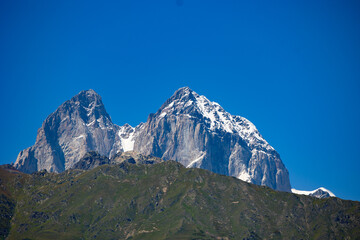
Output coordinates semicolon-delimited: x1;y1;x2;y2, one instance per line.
0;161;359;239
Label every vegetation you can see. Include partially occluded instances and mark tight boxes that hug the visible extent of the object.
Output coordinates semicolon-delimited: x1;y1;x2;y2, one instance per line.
0;161;359;239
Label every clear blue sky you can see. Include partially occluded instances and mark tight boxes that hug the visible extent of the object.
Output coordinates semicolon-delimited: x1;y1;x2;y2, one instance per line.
1;0;359;201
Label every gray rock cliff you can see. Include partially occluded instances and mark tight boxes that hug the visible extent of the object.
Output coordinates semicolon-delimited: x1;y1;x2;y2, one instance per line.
13;90;122;173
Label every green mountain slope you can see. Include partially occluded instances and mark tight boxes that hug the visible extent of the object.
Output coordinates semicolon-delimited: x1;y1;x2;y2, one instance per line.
0;161;359;239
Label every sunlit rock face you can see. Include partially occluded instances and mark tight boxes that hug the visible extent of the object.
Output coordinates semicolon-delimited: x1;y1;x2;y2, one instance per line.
14;90;122;173
134;87;291;192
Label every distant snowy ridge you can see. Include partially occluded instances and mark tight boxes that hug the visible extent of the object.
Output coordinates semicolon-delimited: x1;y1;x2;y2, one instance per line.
292;187;335;198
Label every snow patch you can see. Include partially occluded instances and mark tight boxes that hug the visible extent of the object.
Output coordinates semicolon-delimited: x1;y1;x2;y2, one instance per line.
83;103;101;116
86;119;96;126
121;135;134;152
118;125;135;152
164;101;174;110
184;100;193;107
74;134;85;140
159;101;175;119
237;170;252;183
159;112;167;118
187;152;205;168
61;116;69;123
191;93;274;151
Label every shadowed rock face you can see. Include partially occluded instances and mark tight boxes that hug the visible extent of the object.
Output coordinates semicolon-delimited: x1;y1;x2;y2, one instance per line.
14;88;290;192
71;151;163;170
111;151;163;165
14;90;122;173
71;151;111;170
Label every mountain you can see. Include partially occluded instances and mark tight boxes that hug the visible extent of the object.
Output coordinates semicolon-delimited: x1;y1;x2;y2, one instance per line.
133;87;290;191
13;90;123;173
1;161;359;239
292;187;336;199
14;88;290;191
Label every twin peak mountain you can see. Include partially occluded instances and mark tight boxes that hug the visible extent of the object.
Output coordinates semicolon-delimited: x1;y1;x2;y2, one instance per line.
14;87;291;192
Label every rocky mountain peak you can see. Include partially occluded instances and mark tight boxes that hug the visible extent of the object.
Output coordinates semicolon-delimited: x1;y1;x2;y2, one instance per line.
76;89;100;101
172;86;194;98
66;89;110;123
133;87;290;191
155;87;273;152
157;87;197;114
14;90;121;173
69;89;102;111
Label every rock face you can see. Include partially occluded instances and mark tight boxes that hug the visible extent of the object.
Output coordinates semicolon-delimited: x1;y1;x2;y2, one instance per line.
14;88;291;192
14;90;122;173
134;87;291;191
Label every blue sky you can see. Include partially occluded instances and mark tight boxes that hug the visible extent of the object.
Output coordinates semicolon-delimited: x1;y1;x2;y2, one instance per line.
1;0;359;201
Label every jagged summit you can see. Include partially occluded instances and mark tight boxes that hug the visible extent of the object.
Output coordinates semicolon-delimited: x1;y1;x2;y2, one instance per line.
64;89;110;121
76;89;100;98
156;87;273;151
14;89;122;173
70;89;103;110
173;86;193;95
49;89;114;135
157;86;196;113
134;87;291;191
80;89;98;95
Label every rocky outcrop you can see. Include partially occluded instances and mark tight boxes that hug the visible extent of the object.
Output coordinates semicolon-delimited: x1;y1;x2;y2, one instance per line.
72;151;111;170
72;151;163;170
111;151;163;165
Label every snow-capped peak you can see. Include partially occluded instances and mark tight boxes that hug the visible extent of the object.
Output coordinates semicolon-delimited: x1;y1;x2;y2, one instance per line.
158;87;274;151
291;187;335;198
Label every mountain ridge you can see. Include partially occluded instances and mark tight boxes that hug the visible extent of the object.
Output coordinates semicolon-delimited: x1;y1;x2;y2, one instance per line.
1;161;359;239
15;87;288;191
